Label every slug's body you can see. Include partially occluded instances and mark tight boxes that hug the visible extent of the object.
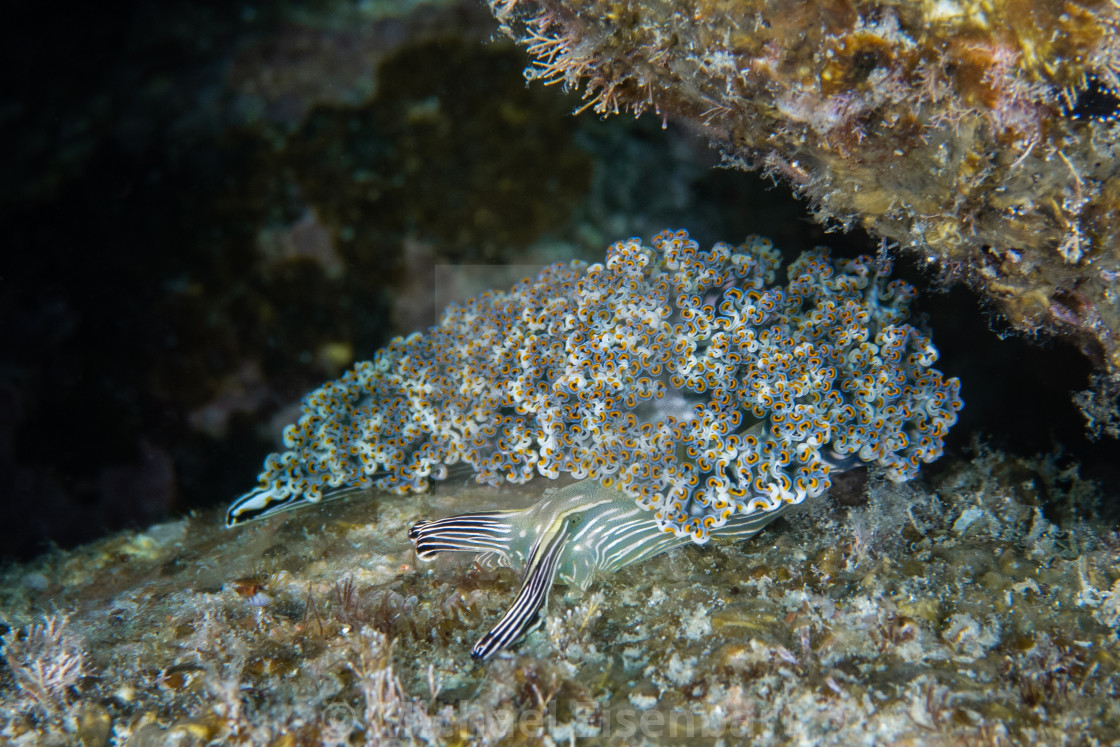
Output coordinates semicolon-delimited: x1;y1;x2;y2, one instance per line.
411;479;792;659
227;229;962;659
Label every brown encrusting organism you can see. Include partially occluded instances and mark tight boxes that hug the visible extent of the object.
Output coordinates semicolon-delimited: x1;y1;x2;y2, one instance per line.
485;0;1120;434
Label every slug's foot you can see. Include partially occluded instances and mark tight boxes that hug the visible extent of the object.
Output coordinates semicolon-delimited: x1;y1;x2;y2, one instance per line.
409;508;570;660
409;481;681;659
408;480;795;660
469;516;569;660
409;480;798;659
409;480;689;660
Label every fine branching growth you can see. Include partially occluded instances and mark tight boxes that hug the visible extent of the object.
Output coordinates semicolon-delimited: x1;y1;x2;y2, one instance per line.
1;614;86;719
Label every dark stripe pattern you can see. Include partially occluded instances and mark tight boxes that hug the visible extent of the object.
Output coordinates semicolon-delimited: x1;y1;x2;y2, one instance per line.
408;512;516;562
471;518;570;660
409;480;798;660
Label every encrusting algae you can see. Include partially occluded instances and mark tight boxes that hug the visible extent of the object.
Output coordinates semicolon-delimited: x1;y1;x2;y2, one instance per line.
4;440;1120;744
227;229;962;658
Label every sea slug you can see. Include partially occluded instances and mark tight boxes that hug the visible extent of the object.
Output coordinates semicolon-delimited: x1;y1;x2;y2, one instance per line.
227;229;962;659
